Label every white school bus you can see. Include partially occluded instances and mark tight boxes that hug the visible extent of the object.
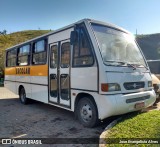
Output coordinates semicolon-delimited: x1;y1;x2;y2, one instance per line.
5;19;156;127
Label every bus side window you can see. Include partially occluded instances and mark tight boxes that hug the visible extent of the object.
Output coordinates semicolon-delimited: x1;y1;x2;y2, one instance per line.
6;49;17;67
18;45;30;66
73;27;94;67
61;42;70;68
32;40;47;65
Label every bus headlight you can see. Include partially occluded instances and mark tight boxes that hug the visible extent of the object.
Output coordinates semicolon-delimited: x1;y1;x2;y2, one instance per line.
148;81;152;87
101;83;121;92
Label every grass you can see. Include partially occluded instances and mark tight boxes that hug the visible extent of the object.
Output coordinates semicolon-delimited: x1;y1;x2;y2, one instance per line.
105;110;160;146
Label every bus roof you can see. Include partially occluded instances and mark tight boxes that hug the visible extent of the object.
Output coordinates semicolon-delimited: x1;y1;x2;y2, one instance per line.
6;18;131;50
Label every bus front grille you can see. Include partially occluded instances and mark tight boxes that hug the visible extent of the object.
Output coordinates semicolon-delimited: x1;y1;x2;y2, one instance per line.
124;82;145;90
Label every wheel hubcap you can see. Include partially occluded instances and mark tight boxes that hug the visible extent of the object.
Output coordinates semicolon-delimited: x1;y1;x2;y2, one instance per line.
81;104;92;122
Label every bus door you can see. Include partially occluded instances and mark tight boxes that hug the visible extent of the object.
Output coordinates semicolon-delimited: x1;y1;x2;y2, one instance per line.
49;40;71;107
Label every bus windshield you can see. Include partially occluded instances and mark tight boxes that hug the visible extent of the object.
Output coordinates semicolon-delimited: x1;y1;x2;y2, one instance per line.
91;24;146;67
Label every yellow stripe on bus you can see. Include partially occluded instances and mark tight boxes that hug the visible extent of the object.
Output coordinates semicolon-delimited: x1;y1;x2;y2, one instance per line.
30;65;48;76
5;65;48;76
5;67;15;75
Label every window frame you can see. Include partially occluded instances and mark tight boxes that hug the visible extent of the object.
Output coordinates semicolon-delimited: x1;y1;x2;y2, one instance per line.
72;24;95;68
50;74;58;98
50;45;58;69
61;42;70;68
32;39;47;65
60;74;70;100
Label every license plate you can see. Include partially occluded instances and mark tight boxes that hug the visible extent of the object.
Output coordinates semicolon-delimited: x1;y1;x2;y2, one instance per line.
135;102;145;109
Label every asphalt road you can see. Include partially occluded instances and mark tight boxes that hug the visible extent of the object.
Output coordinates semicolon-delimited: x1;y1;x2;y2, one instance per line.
0;87;117;147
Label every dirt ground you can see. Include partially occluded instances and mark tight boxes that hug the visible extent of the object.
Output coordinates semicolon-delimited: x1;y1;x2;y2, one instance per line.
0;87;118;147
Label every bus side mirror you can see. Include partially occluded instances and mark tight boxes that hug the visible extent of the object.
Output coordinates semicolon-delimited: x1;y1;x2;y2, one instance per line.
70;31;78;45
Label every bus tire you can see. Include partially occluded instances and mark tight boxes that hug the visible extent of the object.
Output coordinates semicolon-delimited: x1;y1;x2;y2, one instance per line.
77;97;98;128
19;87;29;105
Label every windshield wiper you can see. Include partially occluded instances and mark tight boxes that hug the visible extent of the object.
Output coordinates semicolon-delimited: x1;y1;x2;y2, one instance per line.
104;60;125;65
104;60;137;70
126;62;137;70
134;64;149;70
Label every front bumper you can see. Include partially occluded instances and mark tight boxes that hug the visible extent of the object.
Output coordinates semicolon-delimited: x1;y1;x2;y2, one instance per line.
97;89;156;120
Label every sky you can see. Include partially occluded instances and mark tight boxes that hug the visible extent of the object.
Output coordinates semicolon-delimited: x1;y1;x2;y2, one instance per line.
0;0;160;35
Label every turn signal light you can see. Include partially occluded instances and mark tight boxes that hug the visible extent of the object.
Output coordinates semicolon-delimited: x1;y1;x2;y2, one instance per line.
101;83;109;92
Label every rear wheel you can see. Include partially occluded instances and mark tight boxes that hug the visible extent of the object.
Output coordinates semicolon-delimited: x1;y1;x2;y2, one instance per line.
19;87;29;104
77;97;98;128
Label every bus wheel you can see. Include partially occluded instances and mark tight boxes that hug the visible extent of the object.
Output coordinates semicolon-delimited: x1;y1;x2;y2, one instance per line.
77;97;98;128
19;87;28;105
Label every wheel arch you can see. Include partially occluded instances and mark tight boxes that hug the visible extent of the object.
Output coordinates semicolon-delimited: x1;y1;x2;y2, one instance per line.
74;92;99;118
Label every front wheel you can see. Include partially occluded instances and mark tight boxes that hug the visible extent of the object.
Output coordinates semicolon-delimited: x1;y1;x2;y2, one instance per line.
19;87;29;105
77;97;99;128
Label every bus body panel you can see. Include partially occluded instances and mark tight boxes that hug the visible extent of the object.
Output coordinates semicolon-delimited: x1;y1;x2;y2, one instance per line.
16;75;31;98
5;75;16;93
5;64;49;103
5;67;16;93
30;65;48;103
31;84;48;103
48;28;73;44
71;67;98;91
